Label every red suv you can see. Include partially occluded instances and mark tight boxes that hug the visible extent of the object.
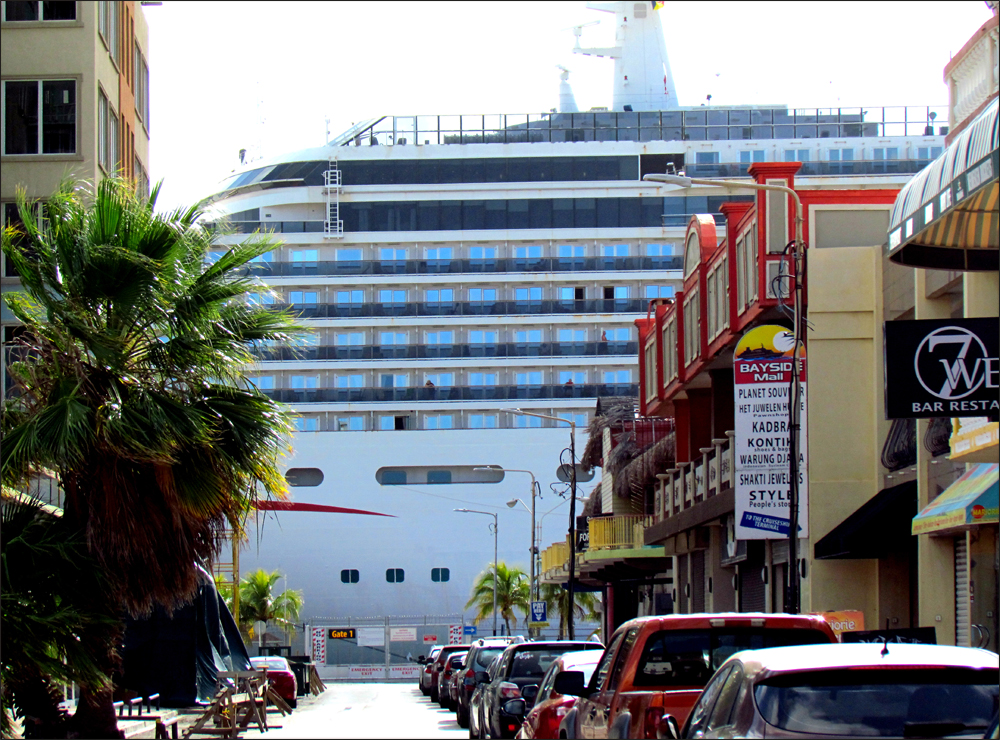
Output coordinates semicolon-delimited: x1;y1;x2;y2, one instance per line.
426;644;470;703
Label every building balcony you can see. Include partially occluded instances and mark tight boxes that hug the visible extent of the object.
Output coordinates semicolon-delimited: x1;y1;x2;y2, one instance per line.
253;340;638;362
684;159;938;179
652;433;735;526
588;515;650;551
944;14;999;142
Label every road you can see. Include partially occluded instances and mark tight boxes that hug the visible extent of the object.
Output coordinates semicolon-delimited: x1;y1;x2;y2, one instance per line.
244;682;469;739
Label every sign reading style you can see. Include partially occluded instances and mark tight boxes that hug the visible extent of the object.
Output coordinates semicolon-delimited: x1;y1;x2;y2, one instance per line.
884;318;999;419
733;325;809;539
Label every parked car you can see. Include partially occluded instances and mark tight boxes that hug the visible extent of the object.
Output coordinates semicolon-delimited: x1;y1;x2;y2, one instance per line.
478;641;604;740
427;644;470;703
470;654;503;740
555;613;837;738
419;646;443;695
439;651;468;709
672;642;999;738
249;656;298;709
456;638;516;729
514;650;602;739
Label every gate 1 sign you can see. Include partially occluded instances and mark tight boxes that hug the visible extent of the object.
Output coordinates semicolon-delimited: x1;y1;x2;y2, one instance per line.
733;325;809;540
884;318;999;419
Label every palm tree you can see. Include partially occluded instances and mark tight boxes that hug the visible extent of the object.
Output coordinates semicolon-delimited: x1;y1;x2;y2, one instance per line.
236;569;304;648
464;562;530;636
1;179;302;737
539;583;601;640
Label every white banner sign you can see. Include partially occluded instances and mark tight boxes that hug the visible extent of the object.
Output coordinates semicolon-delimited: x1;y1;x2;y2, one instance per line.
356;627;384;647
348;665;386;679
390;627;417;642
734;325;808;540
389;665;421;680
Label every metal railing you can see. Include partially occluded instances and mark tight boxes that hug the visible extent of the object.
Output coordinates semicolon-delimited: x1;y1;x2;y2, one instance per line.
274;298;650;318
262;383;638;404
655;432;735;524
253;340;639;362
588;515;650;551
684;159;937;179
541;539;570;573
354;107;948;147
238;254;683;274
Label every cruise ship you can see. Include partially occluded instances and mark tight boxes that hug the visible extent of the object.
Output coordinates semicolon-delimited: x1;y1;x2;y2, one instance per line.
205;2;948;636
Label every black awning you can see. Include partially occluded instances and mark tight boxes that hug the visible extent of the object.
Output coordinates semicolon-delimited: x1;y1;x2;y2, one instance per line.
814;481;917;560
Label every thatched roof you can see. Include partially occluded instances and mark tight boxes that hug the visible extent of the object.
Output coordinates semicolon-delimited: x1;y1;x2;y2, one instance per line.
612;434;676;500
581;397;638;468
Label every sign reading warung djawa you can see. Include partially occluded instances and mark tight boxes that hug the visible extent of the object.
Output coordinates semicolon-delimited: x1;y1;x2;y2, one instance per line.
734;325;808;539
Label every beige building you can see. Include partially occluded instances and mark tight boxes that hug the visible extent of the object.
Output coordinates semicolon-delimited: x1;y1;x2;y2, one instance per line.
2;0;151;391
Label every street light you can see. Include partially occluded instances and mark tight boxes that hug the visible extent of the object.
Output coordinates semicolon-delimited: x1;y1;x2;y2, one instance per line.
476;466;540;605
508;409;579;639
642;172;805;614
454;508;499;636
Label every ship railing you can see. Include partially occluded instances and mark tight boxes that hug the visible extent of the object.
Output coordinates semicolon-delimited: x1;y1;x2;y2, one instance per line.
251;340;639;362
260;383;639;404
267;298;652;317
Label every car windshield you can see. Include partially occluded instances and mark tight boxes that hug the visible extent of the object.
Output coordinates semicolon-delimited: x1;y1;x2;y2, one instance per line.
633;628;830;687
511;649;580;680
473;647;505;670
754;668;999;737
253;659;288;671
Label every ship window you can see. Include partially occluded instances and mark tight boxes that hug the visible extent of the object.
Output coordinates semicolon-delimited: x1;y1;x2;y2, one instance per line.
427;469;453;483
575;199;596;228
285;468;324;487
431;568;450;582
386;568;405;583
695;152;720;165
381;469;407;484
341;569;360;584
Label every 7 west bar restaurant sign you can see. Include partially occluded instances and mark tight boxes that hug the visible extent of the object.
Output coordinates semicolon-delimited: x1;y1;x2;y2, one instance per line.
884;318;999;419
733;325;808;539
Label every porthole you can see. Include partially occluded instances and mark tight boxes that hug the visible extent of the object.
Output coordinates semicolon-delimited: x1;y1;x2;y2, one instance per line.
285;468;324;487
386;568;404;583
431;567;450;582
341;569;359;584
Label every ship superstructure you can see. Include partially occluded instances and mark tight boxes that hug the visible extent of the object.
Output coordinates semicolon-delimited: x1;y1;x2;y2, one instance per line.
201;1;949;627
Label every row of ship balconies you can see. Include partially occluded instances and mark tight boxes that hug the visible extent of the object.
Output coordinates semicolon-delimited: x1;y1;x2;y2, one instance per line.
254;340;639;361
278;298;651;318
261;383;638;404
234;254;682;274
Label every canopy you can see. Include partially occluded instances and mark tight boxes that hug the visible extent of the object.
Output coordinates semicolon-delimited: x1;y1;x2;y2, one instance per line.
887;97;998;271
912;463;999;535
814;481;916;560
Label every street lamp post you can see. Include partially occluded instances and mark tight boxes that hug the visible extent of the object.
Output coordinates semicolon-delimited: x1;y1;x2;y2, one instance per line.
509;409;579;639
477;467;539;603
642;172;805;614
454;508;499;635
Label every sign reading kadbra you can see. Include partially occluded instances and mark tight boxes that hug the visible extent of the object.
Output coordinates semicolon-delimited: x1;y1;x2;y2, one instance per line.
733;325;808;540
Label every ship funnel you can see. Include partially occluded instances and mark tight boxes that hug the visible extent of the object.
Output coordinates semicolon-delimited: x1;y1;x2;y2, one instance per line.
557;66;579;113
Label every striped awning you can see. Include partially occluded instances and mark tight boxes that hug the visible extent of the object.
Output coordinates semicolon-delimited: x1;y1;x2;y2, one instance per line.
887;97;998;271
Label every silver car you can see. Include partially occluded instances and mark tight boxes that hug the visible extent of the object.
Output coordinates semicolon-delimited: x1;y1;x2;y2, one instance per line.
665;642;998;738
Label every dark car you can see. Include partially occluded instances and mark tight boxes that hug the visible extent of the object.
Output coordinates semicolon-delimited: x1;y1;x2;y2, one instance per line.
439;650;468;709
456;638;515;728
674;643;999;739
470;654;503;739
419;646;443;695
478;641;604;740
427;644;470;704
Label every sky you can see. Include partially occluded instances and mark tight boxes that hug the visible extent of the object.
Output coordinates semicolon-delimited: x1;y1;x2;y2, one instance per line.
146;1;994;213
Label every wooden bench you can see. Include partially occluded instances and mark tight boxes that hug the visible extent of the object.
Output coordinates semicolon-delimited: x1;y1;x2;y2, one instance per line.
182;671;270;739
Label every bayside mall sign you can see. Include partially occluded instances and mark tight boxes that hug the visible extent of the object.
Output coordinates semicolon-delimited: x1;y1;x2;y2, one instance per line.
884;318;999;419
734;325;808;540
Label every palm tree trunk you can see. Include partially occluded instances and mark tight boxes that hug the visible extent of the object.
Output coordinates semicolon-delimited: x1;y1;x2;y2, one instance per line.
70;622;124;739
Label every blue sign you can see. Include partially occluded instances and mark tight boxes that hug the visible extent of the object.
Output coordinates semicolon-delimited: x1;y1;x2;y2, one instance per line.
463;625;477;635
530;601;547;624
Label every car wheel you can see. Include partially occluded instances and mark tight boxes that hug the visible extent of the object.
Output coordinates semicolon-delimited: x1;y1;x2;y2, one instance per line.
430;687;438;703
288;698;297;709
457;705;469;729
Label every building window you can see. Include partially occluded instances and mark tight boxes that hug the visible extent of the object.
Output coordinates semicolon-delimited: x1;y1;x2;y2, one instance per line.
783;149;810;162
559;371;586;384
426;331;454;345
469;330;498;344
739;150;766;163
426;247;452;259
3;79;76;155
98;1;120;65
514;287;542;303
386;568;405;583
604;286;630;300
603;327;631;342
469;246;497;259
289;291;318;304
604;369;632;384
380;373;408;388
557;412;588;427
514;329;542;344
380;247;406;260
917;146;943;160
379;289;406;304
426;288;454;303
468;287;497;305
251;375;275;390
337;247;362;261
134;44;149;129
290;375;318;390
431;568;450;582
341;569;360;584
424;414;454;430
695;151;720;164
469;414;498;429
558;329;586;342
601;244;629;257
337;289;365;304
516;371;543;386
558;244;586;258
4;1;76;21
291;248;319;262
425;373;453;387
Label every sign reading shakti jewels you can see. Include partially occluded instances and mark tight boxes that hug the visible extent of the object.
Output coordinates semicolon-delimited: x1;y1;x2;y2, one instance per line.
733;325;808;539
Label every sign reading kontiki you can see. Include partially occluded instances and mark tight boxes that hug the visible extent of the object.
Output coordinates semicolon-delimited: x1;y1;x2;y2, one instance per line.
733;325;809;540
884;318;999;419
